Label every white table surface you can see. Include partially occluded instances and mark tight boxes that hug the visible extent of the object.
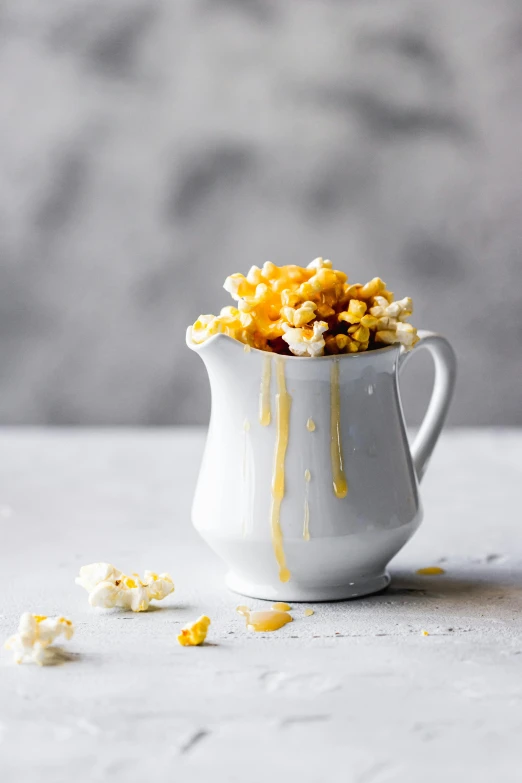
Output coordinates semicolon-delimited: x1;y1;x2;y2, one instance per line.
1;428;521;783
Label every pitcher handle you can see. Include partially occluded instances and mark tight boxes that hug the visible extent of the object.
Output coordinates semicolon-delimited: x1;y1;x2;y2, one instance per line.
398;330;457;482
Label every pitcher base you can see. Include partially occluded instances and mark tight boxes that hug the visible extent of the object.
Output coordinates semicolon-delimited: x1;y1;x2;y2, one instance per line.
225;571;391;602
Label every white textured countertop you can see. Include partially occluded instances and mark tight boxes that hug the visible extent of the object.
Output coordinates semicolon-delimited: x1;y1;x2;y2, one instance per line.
1;429;521;782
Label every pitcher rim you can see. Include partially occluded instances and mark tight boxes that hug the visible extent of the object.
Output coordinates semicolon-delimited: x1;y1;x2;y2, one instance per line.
186;326;399;361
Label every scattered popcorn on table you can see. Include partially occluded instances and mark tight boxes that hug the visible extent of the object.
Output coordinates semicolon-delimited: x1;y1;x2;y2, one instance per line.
76;562;174;612
177;615;211;646
4;613;74;665
190;259;418;356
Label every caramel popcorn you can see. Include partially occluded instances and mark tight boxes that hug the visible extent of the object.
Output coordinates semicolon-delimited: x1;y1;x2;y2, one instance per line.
177;615;211;646
190;259;418;356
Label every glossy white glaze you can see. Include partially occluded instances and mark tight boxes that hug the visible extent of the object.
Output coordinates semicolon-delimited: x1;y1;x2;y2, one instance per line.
186;328;456;600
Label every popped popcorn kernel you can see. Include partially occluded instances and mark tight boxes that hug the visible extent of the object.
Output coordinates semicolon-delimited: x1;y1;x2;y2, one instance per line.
282;320;328;357
281;301;317;327
177;615;211;646
335;334;350;351
76;562;174;612
190;260;418;356
307;257;332;270
4;613;74;666
358;277;387;300
339;298;367;324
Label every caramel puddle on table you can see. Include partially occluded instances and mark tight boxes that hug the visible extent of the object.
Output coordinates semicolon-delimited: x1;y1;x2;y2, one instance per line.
270;358;292;582
303;468;311;541
330;361;348;499
416;566;445;576
259;355;272;426
237;605;293;632
241;418;251;536
306;417;316;432
271;602;292;612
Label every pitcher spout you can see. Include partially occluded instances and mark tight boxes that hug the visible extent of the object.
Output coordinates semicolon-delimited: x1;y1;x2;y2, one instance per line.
187;325;242;353
186;324;267;364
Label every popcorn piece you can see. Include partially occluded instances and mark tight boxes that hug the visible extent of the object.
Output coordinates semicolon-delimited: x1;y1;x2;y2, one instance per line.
76;563;174;612
357;277;387;300
348;324;370;344
370;296;413;322
262;261;279;280
246;265;264;286
281;301;317;327
305;268;339;294
307;256;333;271
335;334;350;351
75;562;123;592
177;615;211;646
282;321;328;357
144;571;176;601
281;289;301;308
395;322;418;347
339;299;367;324
338;301;378;330
4;613;74;666
375;322;418;348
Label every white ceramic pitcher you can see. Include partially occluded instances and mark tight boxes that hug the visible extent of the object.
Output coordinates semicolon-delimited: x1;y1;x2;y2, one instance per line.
186;328;456;601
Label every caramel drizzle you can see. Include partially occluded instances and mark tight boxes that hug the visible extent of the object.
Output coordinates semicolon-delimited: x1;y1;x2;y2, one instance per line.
259;355;272;426
242;418;250;536
270;358;291;582
303;468;311;541
330;361;348;498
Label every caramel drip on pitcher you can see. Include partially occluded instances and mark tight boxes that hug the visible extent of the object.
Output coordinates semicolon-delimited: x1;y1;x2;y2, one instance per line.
259;355;272;426
330;361;348;498
270;358;291;582
243;417;250;482
242;418;250;537
303;468;311;541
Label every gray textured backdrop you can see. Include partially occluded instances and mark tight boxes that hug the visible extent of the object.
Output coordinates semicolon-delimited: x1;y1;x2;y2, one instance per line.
1;0;521;425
